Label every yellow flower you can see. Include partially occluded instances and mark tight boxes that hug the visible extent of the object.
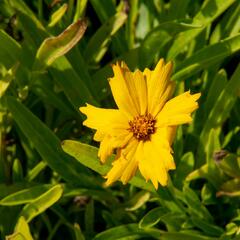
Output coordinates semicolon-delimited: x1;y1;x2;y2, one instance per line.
80;59;200;189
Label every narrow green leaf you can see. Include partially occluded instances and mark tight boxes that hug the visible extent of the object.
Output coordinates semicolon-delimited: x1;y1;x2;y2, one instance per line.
50;57;97;109
0;185;52;206
183;185;213;222
0;30;21;68
139;207;169;228
140;20;202;68
89;0;115;23
199;64;240;146
93;223;162;240
222;126;240;148
126;0;138;49
9;0;44;30
191;217;224;236
218;154;240;178
204;69;227;117
0;63;18;98
48;3;68;28
74;223;85;240
217;178;240;197
203;129;224;187
201;184;216;205
173;152;194;188
85;199;94;237
161;232;219;240
168;0;190;19
173;34;240;81
74;0;88;21
167;0;235;59
186;164;208;182
12;159;24;182
84;11;127;63
35;19;87;69
125;191;150;211
33;76;75;116
210;2;240;44
62;140;155;192
6;217;33;240
6;96;97;188
20;184;63;222
25;161;47;182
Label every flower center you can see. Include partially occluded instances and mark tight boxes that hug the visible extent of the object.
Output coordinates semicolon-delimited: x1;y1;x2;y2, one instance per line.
128;114;156;141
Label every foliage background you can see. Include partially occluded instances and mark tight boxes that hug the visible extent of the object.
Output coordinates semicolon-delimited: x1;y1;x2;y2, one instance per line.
0;0;240;239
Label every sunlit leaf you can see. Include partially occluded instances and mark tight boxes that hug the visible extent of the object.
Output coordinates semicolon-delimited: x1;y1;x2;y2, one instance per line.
48;3;68;28
20;184;63;222
35;19;87;69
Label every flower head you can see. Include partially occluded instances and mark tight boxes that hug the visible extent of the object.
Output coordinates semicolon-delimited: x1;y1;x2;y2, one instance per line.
80;59;200;189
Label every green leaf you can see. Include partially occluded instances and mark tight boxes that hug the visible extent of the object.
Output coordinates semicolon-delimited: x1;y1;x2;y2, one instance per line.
0;30;21;69
48;3;68;28
93;223;162;240
6;96;97;188
139;207;169;228
199;64;240;146
186;164;208;182
173;152;194;188
89;0;115;23
204;129;224;187
217;178;240;197
32;75;75;116
25;161;47;182
9;0;44;30
191;217;224;236
12;159;24;182
125;191;150;211
218;154;240;178
85;199;94;237
140;20;202;67
167;0;235;59
62;140;155;192
20;184;63;222
74;223;85;240
183;185;213;222
6;217;33;240
160;232;219;240
35;19;87;69
0;185;52;206
73;0;88;21
0;63;18;98
125;0;138;49
50;57;97;109
204;69;227;118
210;2;240;44
84;11;127;63
173;34;240;81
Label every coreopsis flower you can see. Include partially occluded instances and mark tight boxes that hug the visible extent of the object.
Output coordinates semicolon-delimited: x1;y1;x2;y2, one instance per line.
80;59;200;189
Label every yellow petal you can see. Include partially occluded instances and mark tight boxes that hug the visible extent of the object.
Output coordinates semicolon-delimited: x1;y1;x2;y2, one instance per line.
109;62;139;118
166;126;177;146
138;140;169;189
147;59;175;117
121;69;148;115
98;135;115;163
156;91;201;127
105;139;138;186
120;139;139;184
151;128;176;170
80;104;127;132
105;157;128;186
98;133;133;163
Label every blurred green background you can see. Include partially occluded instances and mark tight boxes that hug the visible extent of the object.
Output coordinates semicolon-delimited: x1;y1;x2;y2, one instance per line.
0;0;240;239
